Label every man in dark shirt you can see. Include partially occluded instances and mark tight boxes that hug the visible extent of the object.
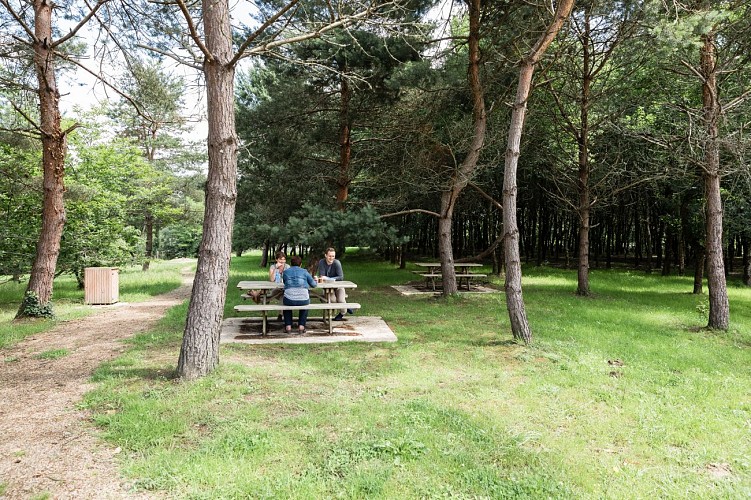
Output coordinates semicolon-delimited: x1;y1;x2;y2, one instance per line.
316;247;354;321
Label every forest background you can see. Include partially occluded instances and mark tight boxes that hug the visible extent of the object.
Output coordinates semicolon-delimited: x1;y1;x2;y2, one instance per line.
1;0;750;374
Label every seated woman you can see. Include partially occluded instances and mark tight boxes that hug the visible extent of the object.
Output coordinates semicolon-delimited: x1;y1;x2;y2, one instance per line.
249;251;289;304
282;255;318;334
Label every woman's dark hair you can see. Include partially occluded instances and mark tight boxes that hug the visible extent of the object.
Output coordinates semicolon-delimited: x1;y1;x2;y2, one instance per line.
275;251;286;260
290;255;302;267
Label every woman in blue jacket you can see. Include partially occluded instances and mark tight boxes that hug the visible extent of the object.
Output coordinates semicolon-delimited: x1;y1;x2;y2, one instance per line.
282;255;318;334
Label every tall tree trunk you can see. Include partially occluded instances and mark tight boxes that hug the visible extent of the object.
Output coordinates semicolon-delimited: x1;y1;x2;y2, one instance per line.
678;196;689;276
261;239;270;268
17;0;68;318
503;0;574;343
726;237;734;274
177;0;237;380
142;212;153;271
662;224;672;276
700;33;729;330
576;17;592;296
606;220;613;269
693;244;705;294
742;235;750;286
438;192;458;294
644;203;653;273
336;72;351;211
438;0;486;296
633;203;641;267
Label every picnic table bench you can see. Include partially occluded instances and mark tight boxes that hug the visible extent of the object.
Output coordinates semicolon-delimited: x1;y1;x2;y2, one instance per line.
234;302;362;335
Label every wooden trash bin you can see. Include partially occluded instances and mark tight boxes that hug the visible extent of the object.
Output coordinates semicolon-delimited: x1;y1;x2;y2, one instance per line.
84;267;119;305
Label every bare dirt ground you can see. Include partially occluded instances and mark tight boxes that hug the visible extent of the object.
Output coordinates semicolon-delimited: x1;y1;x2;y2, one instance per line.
0;270;193;499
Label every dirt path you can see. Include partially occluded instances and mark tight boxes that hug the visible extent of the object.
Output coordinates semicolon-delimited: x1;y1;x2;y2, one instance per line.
0;270;193;499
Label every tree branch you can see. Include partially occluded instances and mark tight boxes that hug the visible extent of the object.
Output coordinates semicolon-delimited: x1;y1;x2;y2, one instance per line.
54;51;146;119
380;208;440;218
174;0;212;62
456;233;503;263
680;59;706;84
10;102;42;134
0;0;37;42
242;6;379;59
52;0;110;48
229;0;301;68
724;88;751;113
135;43;203;71
468;181;502;211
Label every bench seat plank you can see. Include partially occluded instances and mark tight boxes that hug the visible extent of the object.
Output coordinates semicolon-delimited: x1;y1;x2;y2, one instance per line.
418;273;487;278
416;273;488;291
234;303;361;335
235;303;361;312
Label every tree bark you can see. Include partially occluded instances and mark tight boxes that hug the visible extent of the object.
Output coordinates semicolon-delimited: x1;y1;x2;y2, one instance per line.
336;70;351;211
576;15;592;296
17;0;68;318
742;235;750;286
142;212;153;271
502;0;575;343
177;0;237;380
437;0;486;296
693;244;704;294
700;32;729;330
437;194;458;294
678;196;688;276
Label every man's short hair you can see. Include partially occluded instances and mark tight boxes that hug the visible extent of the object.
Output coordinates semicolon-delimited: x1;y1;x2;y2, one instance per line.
290;255;302;266
325;247;336;255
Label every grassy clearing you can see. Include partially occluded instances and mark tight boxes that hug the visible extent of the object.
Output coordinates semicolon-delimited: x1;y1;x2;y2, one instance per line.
0;259;190;349
81;252;751;497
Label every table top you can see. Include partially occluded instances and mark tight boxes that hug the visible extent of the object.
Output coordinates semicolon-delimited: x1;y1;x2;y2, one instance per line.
237;280;357;290
414;262;483;268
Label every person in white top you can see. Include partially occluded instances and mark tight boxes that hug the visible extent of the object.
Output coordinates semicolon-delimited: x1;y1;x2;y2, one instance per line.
249;251;289;305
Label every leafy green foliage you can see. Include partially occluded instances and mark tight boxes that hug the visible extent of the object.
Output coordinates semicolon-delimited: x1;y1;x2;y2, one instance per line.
234;24;432;255
0;138;42;279
0;99;204;283
236;203;398;257
19;291;54;318
59;134;150;281
158;225;201;259
104;59;207;266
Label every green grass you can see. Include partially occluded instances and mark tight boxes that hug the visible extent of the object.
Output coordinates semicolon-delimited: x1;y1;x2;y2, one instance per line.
77;252;751;497
35;348;70;360
0;259;190;349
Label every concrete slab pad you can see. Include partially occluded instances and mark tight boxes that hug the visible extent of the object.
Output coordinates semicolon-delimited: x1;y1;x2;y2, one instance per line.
220;315;397;345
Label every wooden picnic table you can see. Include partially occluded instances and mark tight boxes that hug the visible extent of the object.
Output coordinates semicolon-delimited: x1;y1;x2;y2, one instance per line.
236;280;358;334
412;263;485;291
413;262;483;274
237;280;357;304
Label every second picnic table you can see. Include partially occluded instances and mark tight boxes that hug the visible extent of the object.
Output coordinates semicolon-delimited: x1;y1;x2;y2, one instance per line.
412;263;486;291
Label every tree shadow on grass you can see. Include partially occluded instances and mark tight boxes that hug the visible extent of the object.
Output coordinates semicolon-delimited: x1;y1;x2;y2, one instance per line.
92;364;178;382
460;337;519;348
